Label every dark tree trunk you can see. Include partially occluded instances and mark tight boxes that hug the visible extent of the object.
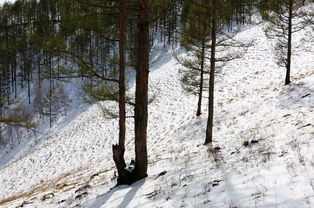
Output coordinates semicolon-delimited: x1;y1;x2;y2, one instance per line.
14;57;17;98
27;63;31;104
49;56;52;128
114;0;149;185
285;0;293;85
133;0;149;181
196;38;205;117
37;54;41;89
112;144;129;184
205;0;217;145
113;0;128;185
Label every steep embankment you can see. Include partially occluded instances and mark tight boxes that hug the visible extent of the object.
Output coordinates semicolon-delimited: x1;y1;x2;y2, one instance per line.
0;20;314;208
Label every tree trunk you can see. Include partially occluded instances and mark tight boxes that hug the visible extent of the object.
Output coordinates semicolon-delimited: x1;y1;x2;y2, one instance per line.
113;0;128;185
196;38;205;117
49;56;52;128
285;0;293;85
205;0;217;145
112;144;129;184
37;54;41;89
133;0;149;181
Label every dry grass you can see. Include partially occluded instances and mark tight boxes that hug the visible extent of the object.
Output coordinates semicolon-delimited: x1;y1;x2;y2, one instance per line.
207;147;221;164
0;163;116;207
0;167;86;206
239;110;249;116
294;70;314;81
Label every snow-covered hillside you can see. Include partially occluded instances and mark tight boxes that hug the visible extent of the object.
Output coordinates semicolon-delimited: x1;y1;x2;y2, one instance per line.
0;19;314;208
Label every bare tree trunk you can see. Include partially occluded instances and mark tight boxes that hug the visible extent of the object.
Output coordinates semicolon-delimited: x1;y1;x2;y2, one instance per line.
37;54;41;89
196;38;205;117
285;0;293;85
133;0;149;180
205;0;217;145
112;0;129;185
49;55;52;128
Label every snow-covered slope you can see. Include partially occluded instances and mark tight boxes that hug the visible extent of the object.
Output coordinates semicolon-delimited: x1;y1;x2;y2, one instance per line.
0;20;314;208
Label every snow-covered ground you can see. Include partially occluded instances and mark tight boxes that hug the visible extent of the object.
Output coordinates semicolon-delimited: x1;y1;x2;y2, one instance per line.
0;19;313;208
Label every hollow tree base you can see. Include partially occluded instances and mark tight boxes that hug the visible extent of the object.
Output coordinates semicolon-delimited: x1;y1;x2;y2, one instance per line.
112;144;147;185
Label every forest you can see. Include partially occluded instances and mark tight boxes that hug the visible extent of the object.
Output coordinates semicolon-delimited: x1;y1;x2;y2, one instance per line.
0;0;314;207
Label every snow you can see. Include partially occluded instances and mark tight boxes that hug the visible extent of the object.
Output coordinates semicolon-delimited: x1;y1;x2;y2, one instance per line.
0;0;15;5
0;19;314;208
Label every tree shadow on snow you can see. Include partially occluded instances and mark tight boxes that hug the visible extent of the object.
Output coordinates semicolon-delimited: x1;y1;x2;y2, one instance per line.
174;116;207;142
86;179;145;208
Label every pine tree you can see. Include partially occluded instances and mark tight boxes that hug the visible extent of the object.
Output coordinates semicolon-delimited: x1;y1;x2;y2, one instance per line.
177;0;211;117
112;0;128;185
260;0;311;85
205;0;218;145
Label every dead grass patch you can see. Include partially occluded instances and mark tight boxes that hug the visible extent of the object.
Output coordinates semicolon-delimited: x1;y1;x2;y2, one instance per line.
0;168;84;206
